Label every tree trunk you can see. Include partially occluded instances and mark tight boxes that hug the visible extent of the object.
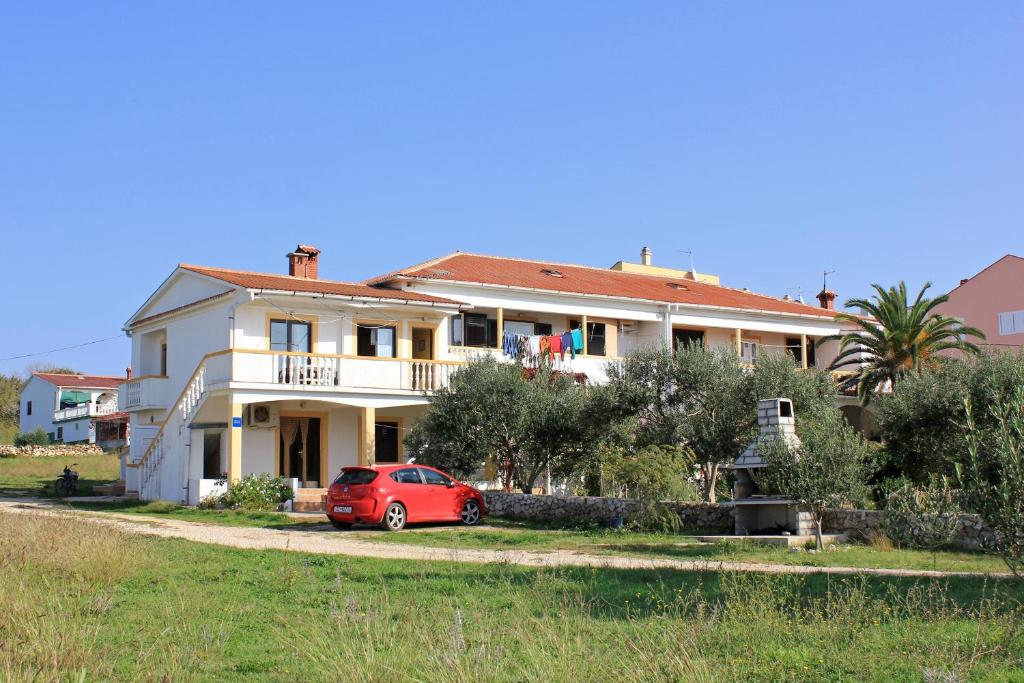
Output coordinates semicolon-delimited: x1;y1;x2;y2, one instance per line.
814;515;824;551
702;463;720;503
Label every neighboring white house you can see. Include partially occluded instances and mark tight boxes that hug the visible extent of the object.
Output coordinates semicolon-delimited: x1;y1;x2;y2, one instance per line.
120;244;858;503
19;373;126;446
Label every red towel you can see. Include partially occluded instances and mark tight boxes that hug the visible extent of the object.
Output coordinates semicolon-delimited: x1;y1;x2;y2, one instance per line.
549;335;561;361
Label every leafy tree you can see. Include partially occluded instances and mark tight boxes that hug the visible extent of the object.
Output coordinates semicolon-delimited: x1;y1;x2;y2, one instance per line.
759;409;871;549
13;427;51;447
0;373;22;444
881;476;963;566
877;352;1024;483
604;444;698;532
607;345;835;502
824;282;985;404
961;391;1024;579
406;357;613;493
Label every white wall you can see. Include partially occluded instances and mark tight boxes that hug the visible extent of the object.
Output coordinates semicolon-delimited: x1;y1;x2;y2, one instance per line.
18;377;56;437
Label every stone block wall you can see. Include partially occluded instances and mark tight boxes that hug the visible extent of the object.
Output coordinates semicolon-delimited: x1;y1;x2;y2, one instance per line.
822;508;994;551
0;443;107;458
482;492;734;532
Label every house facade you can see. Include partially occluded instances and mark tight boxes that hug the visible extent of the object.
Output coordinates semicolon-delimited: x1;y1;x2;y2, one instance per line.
933;254;1024;351
20;373;126;447
120;244;857;503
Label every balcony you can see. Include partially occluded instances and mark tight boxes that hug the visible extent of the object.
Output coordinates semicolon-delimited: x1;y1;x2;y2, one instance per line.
119;375;170;411
210;350;462;395
53;403;119;422
447;346;617;384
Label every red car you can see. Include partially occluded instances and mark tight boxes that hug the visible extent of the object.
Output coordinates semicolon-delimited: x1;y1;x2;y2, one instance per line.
325;464;486;531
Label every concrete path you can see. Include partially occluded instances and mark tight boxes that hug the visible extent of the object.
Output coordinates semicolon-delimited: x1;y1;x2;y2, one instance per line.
0;500;1013;580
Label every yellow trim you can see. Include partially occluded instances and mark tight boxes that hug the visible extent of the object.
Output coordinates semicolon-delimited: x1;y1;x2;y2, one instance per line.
227;402;243;483
354;318;404;359
357;406;376;466
410;323;438;361
277;410;329;486
265;313;319;353
800;333;809;370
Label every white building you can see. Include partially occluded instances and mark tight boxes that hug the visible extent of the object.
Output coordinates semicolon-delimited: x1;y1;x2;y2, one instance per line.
20;373;125;446
120;244;856;503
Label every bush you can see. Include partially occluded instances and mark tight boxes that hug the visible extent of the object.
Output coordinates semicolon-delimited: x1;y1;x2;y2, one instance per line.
217;474;294;512
13;428;50;447
604;445;698;532
881;476;962;553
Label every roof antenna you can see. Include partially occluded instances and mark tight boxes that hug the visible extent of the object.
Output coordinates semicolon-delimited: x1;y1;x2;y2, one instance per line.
786;286;805;304
822;269;836;291
678;249;696;274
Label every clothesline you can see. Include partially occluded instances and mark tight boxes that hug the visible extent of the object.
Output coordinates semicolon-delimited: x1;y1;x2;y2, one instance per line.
502;328;584;367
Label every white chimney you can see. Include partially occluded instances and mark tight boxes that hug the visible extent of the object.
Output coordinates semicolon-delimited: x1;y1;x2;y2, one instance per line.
641;246;652;266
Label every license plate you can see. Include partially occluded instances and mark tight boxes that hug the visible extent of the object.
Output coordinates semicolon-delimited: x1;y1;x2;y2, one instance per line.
333;506;352;514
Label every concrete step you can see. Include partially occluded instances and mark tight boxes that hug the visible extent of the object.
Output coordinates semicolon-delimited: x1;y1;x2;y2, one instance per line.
292;498;326;513
94;481;126;496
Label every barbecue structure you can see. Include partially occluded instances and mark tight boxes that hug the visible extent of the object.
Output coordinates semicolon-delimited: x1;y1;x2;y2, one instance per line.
725;398;816;536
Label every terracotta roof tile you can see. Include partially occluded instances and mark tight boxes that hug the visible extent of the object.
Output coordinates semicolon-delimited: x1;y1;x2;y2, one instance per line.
33;373;125;389
375;252;841;319
180;264;462;306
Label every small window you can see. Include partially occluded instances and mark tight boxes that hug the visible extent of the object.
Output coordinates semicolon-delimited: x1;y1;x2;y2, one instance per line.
357;325;397;358
390;468;423;484
160;342;168;376
998;310;1024;336
587;323;606;357
666;282;688;291
334;469;379;485
419;468;451;486
56;426;63;441
541;268;564;278
462;313;496;348
451;315;464;346
26;400;32;416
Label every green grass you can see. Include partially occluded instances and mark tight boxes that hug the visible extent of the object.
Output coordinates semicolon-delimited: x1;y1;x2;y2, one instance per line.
2;510;1022;682
0;453;120;497
69;499;323;529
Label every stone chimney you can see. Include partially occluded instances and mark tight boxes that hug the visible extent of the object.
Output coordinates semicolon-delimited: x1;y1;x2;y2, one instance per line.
960;278;969;286
641;246;652;266
816;289;836;310
287;244;321;279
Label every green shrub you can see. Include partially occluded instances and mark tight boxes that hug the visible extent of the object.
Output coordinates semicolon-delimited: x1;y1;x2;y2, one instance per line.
218;474;294;512
881;476;962;553
13;428;51;447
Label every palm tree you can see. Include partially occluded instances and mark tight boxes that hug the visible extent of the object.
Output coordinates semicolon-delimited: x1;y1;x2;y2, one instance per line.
823;281;985;403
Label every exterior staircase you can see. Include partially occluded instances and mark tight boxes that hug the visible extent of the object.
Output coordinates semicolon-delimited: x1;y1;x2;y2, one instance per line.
293;488;327;513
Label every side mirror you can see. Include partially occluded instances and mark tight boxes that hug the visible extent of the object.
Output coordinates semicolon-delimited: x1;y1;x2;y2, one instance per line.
445;480;455;488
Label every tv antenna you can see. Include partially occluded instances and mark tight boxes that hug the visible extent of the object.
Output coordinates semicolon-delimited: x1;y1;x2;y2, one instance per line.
678;249;696;273
785;286;805;303
822;269;836;291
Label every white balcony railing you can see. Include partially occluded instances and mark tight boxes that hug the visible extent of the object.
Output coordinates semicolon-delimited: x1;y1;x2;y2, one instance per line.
119;376;169;411
53;403;118;422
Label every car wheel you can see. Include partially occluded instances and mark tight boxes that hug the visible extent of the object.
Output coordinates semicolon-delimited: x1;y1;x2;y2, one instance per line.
330;519;352;530
381;503;407;531
460;500;481;526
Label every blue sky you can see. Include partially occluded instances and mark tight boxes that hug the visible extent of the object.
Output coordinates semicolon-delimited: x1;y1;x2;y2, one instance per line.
1;3;1021;376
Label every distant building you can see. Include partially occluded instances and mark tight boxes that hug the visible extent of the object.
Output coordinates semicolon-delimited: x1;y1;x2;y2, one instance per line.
934;255;1024;351
19;373;127;447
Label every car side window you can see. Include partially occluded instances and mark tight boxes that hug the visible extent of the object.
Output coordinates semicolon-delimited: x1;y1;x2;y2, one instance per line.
390;468;423;484
419;468;450;486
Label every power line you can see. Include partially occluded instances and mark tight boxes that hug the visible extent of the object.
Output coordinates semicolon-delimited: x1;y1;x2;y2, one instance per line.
0;334;124;362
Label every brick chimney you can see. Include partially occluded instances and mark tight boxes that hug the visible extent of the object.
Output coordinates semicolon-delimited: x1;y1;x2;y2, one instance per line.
816;289;837;310
641;246;652;266
287;244;320;279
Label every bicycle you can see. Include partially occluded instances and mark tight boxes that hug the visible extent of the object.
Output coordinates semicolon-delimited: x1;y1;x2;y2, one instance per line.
55;464;79;497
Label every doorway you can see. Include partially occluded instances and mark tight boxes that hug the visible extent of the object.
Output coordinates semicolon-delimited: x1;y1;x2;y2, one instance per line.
279;415;324;487
203;430;223;479
375;421;400;463
411;327;434;360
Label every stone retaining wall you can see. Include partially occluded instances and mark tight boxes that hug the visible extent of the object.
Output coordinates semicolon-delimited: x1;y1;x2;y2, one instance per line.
0;443;107;458
483;493;993;549
481;492;734;532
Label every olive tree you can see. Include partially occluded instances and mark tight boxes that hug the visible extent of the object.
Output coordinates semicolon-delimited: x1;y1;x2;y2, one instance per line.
759;409;871;549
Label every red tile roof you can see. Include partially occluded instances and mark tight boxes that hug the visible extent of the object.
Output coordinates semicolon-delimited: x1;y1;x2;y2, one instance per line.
180;264;462;306
373;252;842;319
33;373;125;389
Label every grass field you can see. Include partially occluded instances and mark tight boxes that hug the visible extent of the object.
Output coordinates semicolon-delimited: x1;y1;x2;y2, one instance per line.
0;453;120;497
1;510;1022;682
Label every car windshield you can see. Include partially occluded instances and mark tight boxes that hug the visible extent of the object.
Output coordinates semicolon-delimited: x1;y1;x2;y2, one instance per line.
334;469;378;485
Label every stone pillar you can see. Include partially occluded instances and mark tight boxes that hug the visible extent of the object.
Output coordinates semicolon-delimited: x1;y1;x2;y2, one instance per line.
227;400;243;483
359;406;376;466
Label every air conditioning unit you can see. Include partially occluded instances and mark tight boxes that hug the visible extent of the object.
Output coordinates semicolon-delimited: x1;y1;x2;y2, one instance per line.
619;321;638;334
246;403;279;429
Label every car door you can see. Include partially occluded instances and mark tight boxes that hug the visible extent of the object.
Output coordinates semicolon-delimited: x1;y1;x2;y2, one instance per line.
418;467;459;521
389;467;430;522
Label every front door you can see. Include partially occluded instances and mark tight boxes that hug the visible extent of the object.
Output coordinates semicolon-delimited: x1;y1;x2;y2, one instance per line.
279;416;322;487
374;421;400;463
411;327;433;360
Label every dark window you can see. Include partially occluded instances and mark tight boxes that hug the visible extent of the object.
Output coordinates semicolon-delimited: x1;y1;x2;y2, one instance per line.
463;313;489;348
160;342;168;376
673;329;705;350
419;468;451;486
26;401;32;416
785;337;816;367
390;467;423;484
535;322;553;336
203;431;222;479
587;322;606;356
270;319;312;353
335;468;379;485
56;427;63;441
375;421;400;463
357;325;396;358
807;339;816;368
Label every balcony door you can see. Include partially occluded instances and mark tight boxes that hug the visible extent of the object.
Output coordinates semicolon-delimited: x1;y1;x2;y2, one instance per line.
270;319;312;384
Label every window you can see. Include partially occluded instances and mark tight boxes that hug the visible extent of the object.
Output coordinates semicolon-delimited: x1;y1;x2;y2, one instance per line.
357;325;396;358
461;313;496;348
26;401;31;416
390;468;423;484
270;319;312;353
419;468;451;486
740;340;758;364
56;426;63;441
673;329;704;350
451;315;464;346
587;322;606;356
503;320;552;336
334;469;379;485
160;342;168;376
998;310;1024;336
374;421;400;462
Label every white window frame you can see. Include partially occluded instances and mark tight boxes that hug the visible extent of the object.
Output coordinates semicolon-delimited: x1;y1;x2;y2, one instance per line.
740;340;758;364
998;310;1024;336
